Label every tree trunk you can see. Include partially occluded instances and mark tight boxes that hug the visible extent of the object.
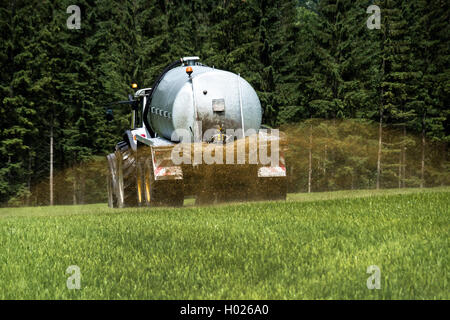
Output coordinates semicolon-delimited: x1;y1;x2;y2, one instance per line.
308;124;313;193
73;171;77;205
420;117;425;188
402;125;406;188
420;128;425;188
27;155;32;206
351;173;354;190
50;124;54;206
324;123;328;191
398;147;402;188
331;118;336;189
376;109;383;190
442;143;447;187
377;19;386;191
80;164;85;204
290;166;294;192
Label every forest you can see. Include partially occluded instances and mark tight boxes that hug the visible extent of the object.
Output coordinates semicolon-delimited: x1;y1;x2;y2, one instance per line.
0;0;448;206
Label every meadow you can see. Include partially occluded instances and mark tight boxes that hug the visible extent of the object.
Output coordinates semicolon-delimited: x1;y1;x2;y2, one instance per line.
0;187;448;299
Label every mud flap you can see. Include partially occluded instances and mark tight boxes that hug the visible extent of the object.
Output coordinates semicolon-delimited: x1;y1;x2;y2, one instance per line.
151;146;183;181
257;155;287;200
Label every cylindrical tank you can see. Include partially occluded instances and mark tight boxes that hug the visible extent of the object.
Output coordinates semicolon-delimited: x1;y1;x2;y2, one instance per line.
146;65;262;142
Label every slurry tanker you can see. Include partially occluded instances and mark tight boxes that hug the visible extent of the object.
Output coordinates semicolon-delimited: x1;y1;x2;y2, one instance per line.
106;57;286;207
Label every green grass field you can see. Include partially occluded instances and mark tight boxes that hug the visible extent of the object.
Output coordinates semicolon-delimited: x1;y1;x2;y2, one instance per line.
0;187;448;299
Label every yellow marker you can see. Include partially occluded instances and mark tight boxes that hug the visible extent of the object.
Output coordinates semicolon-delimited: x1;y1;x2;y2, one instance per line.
145;178;151;202
137;177;142;203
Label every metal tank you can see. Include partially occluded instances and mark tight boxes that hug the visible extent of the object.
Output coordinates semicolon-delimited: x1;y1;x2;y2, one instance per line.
106;56;288;208
146;64;262;142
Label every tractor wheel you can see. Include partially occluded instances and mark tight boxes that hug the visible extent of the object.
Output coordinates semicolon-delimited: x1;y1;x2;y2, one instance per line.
143;157;184;207
115;141;138;208
106;153;118;208
195;191;214;205
258;177;287;201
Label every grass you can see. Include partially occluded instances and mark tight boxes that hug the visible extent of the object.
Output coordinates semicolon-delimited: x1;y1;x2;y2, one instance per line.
0;187;448;299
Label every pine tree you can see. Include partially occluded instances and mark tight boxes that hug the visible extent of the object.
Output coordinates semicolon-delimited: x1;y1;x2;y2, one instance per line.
0;0;39;204
376;0;420;188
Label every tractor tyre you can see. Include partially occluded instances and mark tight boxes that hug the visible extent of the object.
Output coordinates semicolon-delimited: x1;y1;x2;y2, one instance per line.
107;153;118;208
115;141;138;208
258;177;287;201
